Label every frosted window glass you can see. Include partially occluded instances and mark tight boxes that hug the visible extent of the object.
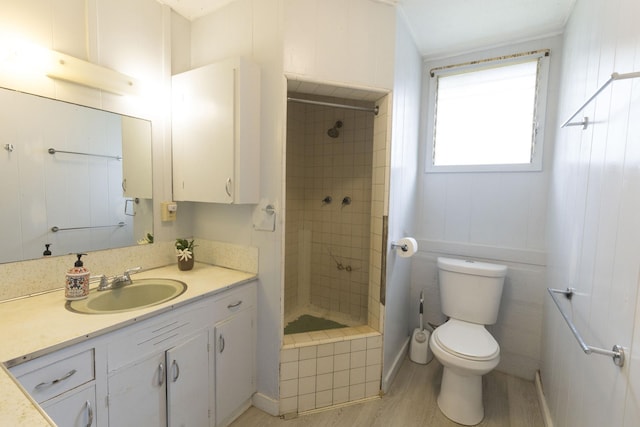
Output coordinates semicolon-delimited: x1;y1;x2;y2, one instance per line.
433;60;538;166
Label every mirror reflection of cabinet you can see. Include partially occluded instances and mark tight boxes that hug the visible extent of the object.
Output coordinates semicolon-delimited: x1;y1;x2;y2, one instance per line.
0;86;154;264
172;57;260;204
121;116;152;199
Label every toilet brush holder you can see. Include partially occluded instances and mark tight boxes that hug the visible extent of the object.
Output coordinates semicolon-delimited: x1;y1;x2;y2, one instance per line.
410;327;433;364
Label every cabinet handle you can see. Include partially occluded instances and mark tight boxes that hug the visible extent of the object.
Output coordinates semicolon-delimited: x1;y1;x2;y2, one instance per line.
158;362;165;386
171;359;180;382
219;335;225;353
34;369;77;389
227;300;243;309
85;400;93;427
225;178;232;197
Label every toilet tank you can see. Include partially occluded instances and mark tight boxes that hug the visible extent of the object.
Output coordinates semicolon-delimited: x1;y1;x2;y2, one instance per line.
437;257;507;325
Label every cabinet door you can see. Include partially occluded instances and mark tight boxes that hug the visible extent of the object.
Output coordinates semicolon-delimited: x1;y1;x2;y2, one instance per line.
107;351;166;427
214;309;255;426
42;384;96;427
172;62;234;203
166;330;210;427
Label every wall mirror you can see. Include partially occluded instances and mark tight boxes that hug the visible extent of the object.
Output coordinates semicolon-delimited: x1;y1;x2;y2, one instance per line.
0;86;153;264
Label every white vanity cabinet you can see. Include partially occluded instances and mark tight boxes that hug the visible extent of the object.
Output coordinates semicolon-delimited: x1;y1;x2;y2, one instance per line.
104;280;256;427
172;57;260;204
10;345;99;427
9;279;257;427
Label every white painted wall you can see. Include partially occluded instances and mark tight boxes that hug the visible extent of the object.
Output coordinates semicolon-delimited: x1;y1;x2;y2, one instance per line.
542;0;640;425
382;12;421;391
283;0;395;91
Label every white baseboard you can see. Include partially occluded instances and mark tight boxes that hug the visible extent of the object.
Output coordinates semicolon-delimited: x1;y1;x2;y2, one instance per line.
381;337;410;393
252;392;279;416
535;370;553;427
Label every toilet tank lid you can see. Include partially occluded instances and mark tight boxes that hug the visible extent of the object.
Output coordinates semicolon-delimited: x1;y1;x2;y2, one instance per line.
437;257;507;278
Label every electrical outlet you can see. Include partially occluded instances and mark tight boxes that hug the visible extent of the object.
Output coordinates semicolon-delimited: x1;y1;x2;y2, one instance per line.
161;201;177;221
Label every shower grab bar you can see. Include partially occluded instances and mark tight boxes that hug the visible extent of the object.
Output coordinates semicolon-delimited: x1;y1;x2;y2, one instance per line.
561;71;640;129
287;97;379;115
48;147;122;160
547;287;625;367
51;222;126;232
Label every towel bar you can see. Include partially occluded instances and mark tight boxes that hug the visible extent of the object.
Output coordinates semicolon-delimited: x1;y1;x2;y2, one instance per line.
547;287;625;367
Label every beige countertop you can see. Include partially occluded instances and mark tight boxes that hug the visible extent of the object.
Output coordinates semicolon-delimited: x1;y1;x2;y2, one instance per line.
0;263;257;426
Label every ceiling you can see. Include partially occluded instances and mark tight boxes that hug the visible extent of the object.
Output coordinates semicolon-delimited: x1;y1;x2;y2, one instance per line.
158;0;576;59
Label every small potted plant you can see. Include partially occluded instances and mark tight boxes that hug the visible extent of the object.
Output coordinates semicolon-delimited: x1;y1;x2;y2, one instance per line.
175;238;196;271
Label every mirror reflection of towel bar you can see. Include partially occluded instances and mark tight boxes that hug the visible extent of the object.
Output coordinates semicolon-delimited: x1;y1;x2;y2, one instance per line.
48;147;122;160
51;222;126;233
547;287;625;367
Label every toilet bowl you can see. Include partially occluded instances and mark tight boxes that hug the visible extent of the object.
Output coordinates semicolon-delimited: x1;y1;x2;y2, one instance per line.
430;319;500;425
430;257;507;426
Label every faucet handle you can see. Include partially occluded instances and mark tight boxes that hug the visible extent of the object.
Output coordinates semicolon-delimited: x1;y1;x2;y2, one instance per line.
124;266;142;279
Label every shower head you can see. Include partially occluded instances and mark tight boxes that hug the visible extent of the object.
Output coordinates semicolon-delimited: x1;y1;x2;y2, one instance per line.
327;120;343;138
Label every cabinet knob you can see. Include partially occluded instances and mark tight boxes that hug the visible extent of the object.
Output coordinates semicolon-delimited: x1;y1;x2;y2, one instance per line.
225;178;232;197
219;335;225;353
34;369;77;390
158;362;165;386
171;359;180;382
227;300;243;309
85;400;93;427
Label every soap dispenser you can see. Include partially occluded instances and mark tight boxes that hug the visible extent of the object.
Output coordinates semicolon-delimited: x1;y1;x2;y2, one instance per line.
65;253;90;300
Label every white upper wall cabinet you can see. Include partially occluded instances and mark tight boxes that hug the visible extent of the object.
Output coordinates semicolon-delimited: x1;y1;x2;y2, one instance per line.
172;57;260;204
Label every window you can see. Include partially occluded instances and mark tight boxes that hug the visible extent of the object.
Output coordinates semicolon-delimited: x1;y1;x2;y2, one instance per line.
425;51;550;172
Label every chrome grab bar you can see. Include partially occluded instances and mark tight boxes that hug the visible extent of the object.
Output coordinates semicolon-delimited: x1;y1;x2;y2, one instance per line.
547;288;625;367
560;71;640;129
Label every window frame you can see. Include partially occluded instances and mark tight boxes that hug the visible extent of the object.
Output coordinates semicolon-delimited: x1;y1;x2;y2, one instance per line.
424;50;551;173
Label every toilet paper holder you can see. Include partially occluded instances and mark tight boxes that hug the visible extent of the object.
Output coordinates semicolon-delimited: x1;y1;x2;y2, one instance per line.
391;241;409;252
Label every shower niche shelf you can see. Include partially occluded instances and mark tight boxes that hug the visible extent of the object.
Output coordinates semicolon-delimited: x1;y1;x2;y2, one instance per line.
172;57;261;204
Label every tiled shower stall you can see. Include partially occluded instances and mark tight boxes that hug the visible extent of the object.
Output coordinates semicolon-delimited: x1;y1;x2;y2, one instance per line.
285;95;374;325
281;90;391;414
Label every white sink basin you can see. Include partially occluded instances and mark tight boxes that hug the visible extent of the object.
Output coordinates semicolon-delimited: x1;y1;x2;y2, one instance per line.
66;278;187;314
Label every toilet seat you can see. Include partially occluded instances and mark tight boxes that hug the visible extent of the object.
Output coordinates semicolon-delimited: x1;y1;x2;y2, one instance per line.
433;319;499;361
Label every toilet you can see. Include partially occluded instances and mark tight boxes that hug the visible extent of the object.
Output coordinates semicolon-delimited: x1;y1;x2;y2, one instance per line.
429;257;507;425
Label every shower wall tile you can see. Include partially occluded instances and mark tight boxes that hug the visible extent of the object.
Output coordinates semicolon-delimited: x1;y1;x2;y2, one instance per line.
281;379;298;398
286;94;374;324
316;389;333;408
279;330;382;415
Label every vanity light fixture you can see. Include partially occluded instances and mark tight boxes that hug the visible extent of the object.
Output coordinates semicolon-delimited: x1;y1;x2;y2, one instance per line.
0;36;139;96
46;49;140;96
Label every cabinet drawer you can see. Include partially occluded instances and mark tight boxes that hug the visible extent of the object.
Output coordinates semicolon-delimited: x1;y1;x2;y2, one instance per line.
15;349;95;403
211;282;256;324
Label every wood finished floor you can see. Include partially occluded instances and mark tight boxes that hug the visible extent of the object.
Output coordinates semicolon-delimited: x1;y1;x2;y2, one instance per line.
231;356;544;427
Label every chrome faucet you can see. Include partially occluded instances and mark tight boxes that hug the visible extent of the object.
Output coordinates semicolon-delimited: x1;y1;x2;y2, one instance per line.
96;267;142;291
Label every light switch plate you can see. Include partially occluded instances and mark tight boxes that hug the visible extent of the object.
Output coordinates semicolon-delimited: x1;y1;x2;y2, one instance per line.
161;201;177;221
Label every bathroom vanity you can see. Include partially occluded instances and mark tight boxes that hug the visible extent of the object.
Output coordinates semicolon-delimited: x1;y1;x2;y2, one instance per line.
0;263;257;427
